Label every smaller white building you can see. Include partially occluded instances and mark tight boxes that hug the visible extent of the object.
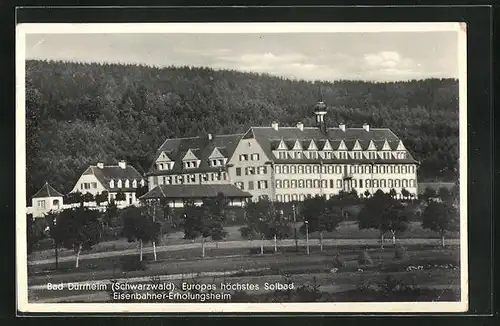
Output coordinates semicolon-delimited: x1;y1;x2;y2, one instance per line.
29;182;64;218
70;160;146;208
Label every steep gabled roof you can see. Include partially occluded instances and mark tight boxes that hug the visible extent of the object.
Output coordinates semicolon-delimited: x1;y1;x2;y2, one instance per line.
32;182;63;198
250;126;416;163
89;165;143;191
149;133;244;175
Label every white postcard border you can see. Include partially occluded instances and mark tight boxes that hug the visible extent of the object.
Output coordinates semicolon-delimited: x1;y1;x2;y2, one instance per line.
16;22;468;313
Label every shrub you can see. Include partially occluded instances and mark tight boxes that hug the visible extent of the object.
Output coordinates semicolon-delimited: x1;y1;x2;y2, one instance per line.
393;244;408;260
332;252;346;269
358;250;374;266
120;255;148;271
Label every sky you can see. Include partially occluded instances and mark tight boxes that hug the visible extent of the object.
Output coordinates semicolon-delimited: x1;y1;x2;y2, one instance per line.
25;31;459;82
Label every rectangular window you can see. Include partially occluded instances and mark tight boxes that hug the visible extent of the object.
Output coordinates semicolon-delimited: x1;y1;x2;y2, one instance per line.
373;179;379;188
298;165;304;174
359;179;363;188
291;166;296;174
37;200;46;208
336;180;342;188
262;166;268;174
352;179;357;188
276;180;282;188
92;182;97;188
236;168;241;176
306;179;312;188
240;154;248;161
291;180;297;188
284;180;290;188
330;179;334;188
153;176;158;185
283;166;289;174
252;153;260;161
248;181;254;190
306;165;312;174
299;179;305;188
321;180;327;188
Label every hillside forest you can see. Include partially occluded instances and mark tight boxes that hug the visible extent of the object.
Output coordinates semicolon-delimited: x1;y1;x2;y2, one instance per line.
25;60;459;201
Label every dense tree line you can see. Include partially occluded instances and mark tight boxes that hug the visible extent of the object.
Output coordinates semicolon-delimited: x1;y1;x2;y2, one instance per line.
26;60;459;200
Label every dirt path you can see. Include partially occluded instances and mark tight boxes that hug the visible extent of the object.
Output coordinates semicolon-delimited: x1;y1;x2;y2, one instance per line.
28;238;459;266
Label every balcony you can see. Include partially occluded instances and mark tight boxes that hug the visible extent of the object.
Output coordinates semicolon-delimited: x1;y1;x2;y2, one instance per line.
342;172;353;180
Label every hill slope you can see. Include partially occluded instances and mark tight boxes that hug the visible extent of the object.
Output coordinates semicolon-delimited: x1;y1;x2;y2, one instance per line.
25;60;459;200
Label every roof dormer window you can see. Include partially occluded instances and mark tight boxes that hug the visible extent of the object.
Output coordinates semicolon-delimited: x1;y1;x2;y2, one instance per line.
132;179;137;188
125;179;130;188
109;180;114;188
117;180;122;188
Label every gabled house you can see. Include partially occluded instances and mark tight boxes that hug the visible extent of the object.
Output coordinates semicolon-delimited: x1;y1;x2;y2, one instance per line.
30;182;64;218
71;160;146;207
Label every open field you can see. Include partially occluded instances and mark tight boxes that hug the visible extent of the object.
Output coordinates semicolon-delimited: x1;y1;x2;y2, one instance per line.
28;221;459;262
27;245;461;303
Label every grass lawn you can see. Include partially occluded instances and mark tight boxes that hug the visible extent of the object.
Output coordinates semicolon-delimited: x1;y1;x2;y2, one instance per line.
28;245;461;303
29;221;458;262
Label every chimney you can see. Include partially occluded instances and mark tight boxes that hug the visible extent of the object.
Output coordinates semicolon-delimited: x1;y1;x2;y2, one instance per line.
339;123;346;132
271;122;279;131
208;133;213;141
97;162;104;169
118;160;126;169
296;122;304;131
363;123;370;132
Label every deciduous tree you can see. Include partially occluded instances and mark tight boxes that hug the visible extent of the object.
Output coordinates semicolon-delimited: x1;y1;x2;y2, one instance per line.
422;200;459;247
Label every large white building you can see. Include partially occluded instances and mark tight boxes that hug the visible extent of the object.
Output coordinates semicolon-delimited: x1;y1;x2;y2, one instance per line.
145;101;419;203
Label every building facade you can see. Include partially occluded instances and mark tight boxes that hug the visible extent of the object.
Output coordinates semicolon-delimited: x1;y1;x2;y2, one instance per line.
29;182;64;218
71;160;146;207
147;101;419;202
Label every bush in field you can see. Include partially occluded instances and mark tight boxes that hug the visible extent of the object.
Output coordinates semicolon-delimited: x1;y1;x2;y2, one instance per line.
358;250;374;266
119;255;148;271
393;244;408;260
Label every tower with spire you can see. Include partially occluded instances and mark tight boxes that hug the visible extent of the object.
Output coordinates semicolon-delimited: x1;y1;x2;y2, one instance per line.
314;84;327;132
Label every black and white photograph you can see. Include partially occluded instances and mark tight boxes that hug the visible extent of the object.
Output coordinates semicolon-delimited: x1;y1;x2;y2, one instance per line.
16;22;467;313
